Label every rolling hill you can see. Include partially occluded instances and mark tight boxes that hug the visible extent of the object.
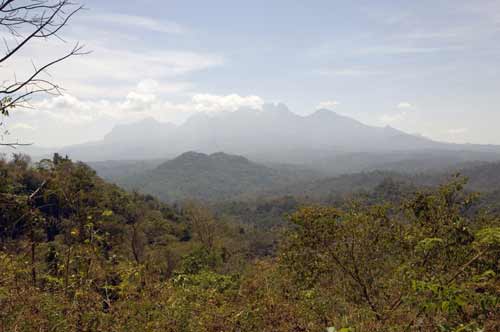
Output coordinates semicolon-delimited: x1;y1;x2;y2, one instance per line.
113;151;319;202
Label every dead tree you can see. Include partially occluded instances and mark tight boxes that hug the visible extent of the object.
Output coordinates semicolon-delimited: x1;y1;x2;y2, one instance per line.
0;0;88;147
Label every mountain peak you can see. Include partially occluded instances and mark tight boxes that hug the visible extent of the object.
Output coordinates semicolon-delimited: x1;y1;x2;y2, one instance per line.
162;151;252;168
173;151;208;161
310;108;339;118
210;151;250;163
307;109;364;127
61;103;497;164
104;118;175;142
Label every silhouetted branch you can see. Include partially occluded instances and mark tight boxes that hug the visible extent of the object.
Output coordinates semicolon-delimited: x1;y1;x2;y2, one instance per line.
0;0;86;115
0;141;33;148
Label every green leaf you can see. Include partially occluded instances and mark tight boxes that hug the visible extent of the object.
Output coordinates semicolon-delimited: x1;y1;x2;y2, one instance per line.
102;210;113;217
475;227;500;247
415;237;444;254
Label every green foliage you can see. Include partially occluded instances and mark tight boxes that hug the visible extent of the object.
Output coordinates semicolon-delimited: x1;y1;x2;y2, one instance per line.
114;151;317;202
279;180;499;331
475;227;500;249
176;246;221;275
1;155;499;332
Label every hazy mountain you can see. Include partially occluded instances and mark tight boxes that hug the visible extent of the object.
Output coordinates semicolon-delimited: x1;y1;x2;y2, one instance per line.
114;151;319;202
103;117;177;143
57;104;500;173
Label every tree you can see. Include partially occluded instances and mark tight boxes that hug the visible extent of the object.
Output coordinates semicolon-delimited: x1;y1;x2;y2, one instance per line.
279;180;500;331
183;201;217;250
0;0;87;147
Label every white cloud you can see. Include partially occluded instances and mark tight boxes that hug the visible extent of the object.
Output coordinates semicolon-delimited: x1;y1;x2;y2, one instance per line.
404;31;459;40
357;46;454;55
447;128;468;135
317;100;340;109
34;94;102;124
90;14;187;34
191;94;264;113
314;68;384;77
397;102;414;109
309;40;456;60
0;33;223;100
51;46;224;85
380;102;416;124
380;112;407;124
6;86;266;146
27;81;265;127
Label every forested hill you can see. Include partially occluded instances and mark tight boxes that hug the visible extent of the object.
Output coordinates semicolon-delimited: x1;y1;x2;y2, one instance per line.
114;151;319;202
261;160;500;202
88;151;500;206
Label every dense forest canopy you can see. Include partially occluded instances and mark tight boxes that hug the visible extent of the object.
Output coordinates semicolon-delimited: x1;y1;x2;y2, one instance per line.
1;154;499;331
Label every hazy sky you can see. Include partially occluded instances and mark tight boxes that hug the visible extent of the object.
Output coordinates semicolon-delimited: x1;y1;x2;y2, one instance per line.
2;0;500;147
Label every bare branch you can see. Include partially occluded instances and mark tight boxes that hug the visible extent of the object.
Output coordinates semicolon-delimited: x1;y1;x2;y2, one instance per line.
0;141;33;148
1;42;87;95
0;0;87;147
0;0;87;118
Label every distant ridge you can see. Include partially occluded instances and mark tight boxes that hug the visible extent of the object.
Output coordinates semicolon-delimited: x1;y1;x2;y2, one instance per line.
56;103;500;173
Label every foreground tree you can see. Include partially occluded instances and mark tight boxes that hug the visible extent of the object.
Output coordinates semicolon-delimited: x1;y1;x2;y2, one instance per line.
280;179;500;331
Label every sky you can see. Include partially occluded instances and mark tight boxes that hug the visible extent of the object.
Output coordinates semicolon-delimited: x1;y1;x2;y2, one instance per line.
2;0;500;147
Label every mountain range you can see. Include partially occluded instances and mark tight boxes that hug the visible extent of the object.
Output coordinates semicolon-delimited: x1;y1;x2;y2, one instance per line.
54;104;500;174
